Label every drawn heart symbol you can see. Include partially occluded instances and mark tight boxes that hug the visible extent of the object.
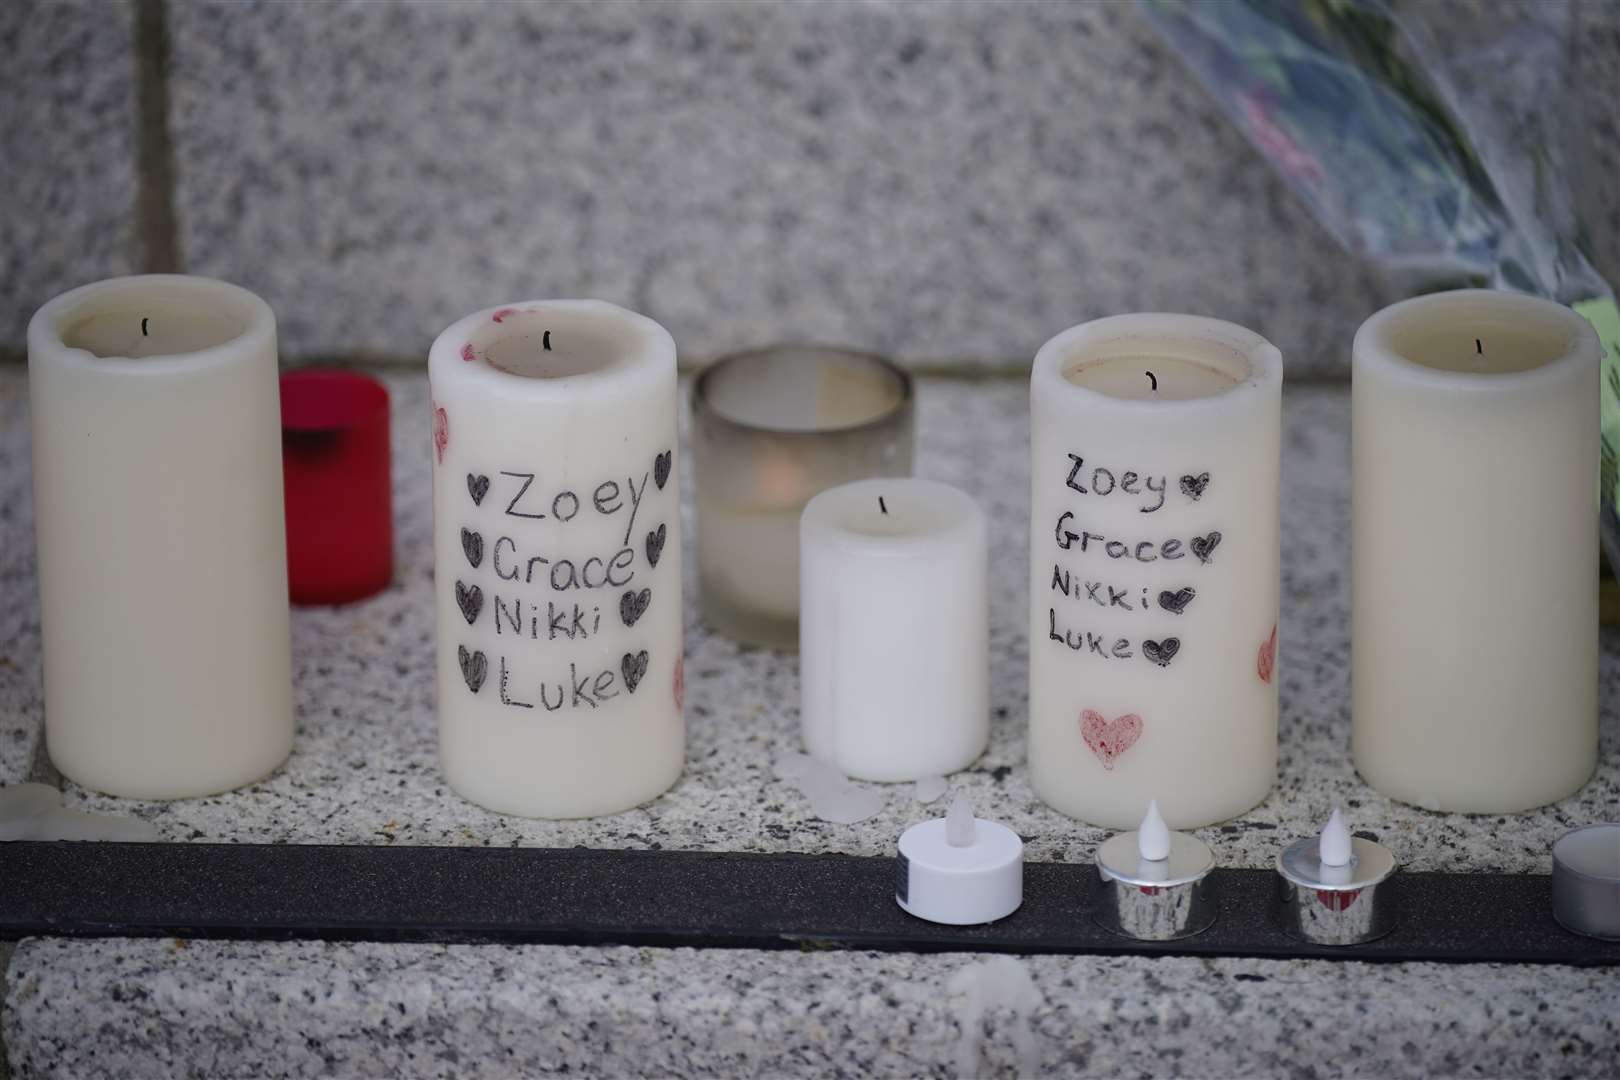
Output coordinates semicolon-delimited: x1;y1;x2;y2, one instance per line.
458;645;487;694
1190;531;1222;564
646;523;667;568
1158;587;1196;615
1142;638;1180;668
673;655;685;712
467;473;490;506
455;581;483;625
1257;623;1278;685
1179;472;1211;501
620;587;652;627
461;528;484;569
622;650;650;693
654;450;673;491
460;342;477;363
1080;709;1143;771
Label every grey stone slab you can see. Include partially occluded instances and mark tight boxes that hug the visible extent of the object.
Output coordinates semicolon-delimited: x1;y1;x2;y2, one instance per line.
164;0;1391;374
14;370;1610;873
0;0;138;352
6;938;1617;1078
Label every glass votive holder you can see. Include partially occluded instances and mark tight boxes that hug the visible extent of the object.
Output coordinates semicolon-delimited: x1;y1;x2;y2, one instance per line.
692;345;914;650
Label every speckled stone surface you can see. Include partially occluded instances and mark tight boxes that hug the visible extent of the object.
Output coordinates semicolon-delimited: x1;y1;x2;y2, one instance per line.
163;0;1395;373
0;0;138;352
3;367;1618;1075
0;376;40;786
6;939;1618;1078
0;368;1611;866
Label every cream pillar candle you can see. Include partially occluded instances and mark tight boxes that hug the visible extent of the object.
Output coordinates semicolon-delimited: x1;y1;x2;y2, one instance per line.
1352;290;1600;812
28;275;293;798
429;301;683;818
1029;314;1283;828
799;477;988;781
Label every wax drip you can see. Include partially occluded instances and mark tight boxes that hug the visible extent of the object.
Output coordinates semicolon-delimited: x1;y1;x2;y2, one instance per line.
1137;799;1171;861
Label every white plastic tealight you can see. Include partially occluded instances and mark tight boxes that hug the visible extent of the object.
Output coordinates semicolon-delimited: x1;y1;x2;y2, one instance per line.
896;794;1024;925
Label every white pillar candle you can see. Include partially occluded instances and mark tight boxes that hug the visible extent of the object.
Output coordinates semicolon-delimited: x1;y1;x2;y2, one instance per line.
28;275;293;798
1029;314;1283;828
429;301;684;818
799;477;988;781
1352;290;1600;812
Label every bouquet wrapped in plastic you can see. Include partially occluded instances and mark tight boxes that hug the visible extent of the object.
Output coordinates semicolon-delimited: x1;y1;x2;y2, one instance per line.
1140;0;1620;564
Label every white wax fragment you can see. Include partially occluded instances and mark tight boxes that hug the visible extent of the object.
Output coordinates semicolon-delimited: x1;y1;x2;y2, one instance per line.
947;957;1046;1078
1137;799;1171;861
913;776;948;804
0;783;64;823
2;807;162;843
1320;807;1353;868
946;794;977;847
772;753;886;825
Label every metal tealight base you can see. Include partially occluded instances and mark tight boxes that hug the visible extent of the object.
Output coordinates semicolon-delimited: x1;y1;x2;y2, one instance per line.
1275;835;1397;946
1093;830;1217;941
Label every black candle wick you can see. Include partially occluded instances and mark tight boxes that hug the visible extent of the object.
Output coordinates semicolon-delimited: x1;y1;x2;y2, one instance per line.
879;496;889;515
1146;370;1158;392
1475;338;1482;355
543;330;552;351
141;317;149;337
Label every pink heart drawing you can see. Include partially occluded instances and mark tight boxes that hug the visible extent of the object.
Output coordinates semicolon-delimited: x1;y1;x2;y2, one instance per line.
1257;623;1278;685
1080;709;1143;771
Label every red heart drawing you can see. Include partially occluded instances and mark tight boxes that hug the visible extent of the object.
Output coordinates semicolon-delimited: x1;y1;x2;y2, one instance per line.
1080;709;1142;771
460;342;476;362
1257;623;1278;684
432;405;449;464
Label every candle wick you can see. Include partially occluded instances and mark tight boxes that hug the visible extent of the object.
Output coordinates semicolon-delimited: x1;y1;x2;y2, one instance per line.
543;330;552;351
141;317;149;337
879;496;888;515
1146;370;1158;392
1475;338;1482;355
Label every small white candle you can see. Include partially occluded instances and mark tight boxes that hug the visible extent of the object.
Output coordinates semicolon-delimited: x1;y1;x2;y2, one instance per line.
1029;314;1283;828
27;275;293;798
429;301;684;818
1352;290;1600;812
799;477;988;782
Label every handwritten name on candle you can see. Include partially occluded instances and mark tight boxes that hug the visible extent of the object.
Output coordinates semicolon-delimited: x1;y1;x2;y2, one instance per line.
1046;451;1226;670
456;449;674;712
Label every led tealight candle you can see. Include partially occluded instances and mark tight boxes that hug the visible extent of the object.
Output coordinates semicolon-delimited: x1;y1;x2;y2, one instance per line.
28;275;293;798
799;478;989;781
1030;314;1283;829
1093;796;1218;940
1352;291;1600;812
429;301;684;818
1275;809;1398;945
896;794;1024;925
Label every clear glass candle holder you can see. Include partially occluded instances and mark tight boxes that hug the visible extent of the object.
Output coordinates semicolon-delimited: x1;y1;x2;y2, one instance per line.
692;345;914;650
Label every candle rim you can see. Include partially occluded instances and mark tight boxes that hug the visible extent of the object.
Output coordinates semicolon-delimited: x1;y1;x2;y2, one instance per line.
1353;288;1598;392
1032;313;1282;410
429;298;675;400
28;274;274;375
800;477;984;552
693;343;914;438
1552;823;1620;883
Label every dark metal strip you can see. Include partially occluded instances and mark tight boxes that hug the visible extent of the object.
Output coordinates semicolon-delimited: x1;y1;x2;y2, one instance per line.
1;842;1614;965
